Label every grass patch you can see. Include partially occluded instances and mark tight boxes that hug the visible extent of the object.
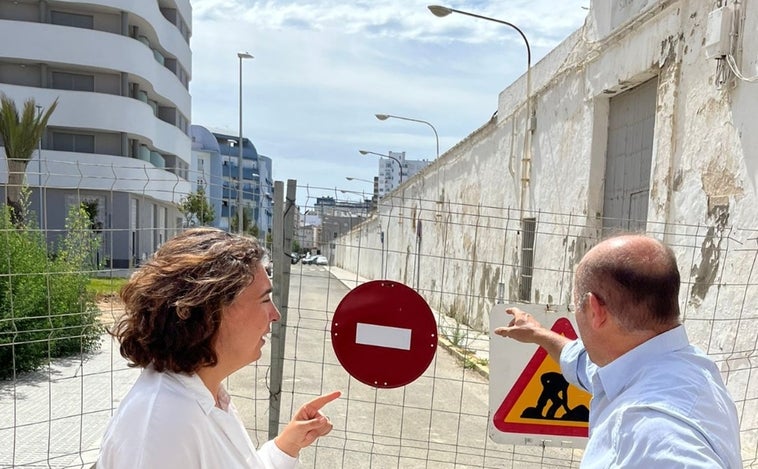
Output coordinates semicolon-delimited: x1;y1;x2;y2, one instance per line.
463;355;489;370
88;277;128;300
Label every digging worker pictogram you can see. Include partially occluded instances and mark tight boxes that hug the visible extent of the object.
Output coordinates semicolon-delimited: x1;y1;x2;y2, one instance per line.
521;372;588;422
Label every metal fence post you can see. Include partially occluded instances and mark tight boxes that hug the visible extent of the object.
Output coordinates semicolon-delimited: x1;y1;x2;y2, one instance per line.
268;179;296;439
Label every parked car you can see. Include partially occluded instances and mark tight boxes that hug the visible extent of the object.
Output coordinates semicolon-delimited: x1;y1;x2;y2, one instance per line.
301;254;318;265
289;253;300;264
314;255;328;266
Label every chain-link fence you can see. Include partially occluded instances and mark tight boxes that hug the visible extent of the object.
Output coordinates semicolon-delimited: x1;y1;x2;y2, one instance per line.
0;172;755;467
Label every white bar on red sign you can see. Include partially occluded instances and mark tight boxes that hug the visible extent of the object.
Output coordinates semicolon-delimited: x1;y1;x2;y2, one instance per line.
355;323;412;350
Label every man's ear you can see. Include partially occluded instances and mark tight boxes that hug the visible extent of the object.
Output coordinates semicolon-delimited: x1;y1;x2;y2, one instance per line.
586;292;608;329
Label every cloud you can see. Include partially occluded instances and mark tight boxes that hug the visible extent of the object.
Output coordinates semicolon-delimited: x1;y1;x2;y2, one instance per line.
191;1;587;43
189;0;587;207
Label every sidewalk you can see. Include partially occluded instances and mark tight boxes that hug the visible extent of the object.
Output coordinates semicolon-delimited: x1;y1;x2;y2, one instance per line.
327;266;491;379
0;335;138;468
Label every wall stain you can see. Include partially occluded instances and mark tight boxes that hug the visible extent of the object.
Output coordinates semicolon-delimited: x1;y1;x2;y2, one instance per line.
447;297;468;324
473;242;496;323
488;267;500;300
403;245;410;285
673;170;683;191
701;157;744;210
658;34;681;68
478;264;500;301
690;206;729;303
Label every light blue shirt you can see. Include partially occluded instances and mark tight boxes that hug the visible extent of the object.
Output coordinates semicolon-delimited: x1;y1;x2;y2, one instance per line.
560;325;742;468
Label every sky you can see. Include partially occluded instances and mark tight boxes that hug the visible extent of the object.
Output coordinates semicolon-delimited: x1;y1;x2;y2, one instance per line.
188;0;589;207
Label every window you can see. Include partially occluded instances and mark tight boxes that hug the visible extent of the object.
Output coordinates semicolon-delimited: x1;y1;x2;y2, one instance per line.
51;10;94;29
518;217;537;302
52;132;95;153
52;72;94;92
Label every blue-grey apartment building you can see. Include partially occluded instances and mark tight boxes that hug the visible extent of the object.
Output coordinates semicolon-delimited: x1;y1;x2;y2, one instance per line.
190;124;272;237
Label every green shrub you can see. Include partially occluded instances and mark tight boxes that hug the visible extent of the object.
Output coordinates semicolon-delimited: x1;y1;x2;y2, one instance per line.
0;203;103;379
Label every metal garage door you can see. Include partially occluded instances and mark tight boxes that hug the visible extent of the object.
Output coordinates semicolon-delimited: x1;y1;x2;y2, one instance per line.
602;78;657;234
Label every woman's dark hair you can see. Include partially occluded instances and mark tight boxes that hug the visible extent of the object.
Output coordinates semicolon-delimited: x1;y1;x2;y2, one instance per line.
111;227;264;373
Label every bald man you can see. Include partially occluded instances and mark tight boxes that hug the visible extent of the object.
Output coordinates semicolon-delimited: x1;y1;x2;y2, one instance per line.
496;235;741;468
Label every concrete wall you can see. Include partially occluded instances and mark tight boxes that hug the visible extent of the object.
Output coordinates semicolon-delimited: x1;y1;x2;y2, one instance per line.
335;0;758;340
336;2;757;457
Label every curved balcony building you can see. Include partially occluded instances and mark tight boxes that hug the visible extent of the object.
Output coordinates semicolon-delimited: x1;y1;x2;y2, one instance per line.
0;0;192;268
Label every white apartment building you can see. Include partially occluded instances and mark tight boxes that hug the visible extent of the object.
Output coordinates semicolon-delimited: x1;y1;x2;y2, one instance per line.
0;0;192;268
377;151;429;197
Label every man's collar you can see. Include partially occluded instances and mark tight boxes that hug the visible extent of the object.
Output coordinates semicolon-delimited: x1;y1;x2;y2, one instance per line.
595;325;689;399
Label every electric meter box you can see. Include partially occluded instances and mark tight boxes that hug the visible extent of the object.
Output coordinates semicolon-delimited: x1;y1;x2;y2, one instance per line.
705;5;733;59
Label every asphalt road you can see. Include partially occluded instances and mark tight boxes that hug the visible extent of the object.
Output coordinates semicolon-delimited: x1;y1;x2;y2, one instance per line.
226;265;583;468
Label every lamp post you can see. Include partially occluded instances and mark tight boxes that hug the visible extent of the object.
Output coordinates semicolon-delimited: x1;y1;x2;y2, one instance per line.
427;6;530;74
35;104;43;229
359;150;403;182
237;51;253;234
374;114;439;160
345;176;373;184
346;177;379;211
428;5;533;215
339;189;371;217
339;188;370;200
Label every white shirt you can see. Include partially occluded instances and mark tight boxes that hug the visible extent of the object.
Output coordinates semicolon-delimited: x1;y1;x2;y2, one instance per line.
561;325;742;469
97;366;298;469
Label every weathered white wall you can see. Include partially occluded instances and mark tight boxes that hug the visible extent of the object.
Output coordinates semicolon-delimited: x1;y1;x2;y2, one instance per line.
336;1;758;459
337;0;757;329
337;1;758;458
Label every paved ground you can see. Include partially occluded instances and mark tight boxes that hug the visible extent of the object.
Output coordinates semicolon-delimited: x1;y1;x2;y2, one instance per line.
0;293;139;468
0;336;140;468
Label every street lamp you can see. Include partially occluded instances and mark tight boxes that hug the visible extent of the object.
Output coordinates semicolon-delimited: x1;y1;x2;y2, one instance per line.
374;113;439;160
345;176;373;184
359;150;403;183
427;6;531;72
339;189;372;216
428;5;533;214
339;188;370;198
346;177;379;211
237;51;254;234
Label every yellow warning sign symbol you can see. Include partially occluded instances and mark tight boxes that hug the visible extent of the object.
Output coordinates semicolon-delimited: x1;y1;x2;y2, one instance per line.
493;317;591;437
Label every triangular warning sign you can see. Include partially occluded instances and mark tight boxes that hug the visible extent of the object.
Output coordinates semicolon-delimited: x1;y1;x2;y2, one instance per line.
493;317;591;437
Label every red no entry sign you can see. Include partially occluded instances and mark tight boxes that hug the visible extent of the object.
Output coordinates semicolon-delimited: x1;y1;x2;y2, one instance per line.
331;280;437;388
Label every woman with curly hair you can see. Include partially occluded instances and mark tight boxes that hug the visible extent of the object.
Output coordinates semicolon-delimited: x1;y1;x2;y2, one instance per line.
97;227;340;468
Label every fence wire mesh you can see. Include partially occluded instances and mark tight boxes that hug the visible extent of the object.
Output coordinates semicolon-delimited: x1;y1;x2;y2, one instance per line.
0;168;755;468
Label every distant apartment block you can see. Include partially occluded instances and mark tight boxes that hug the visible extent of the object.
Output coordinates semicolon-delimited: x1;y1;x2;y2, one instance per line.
257;154;273;237
377;151;429;197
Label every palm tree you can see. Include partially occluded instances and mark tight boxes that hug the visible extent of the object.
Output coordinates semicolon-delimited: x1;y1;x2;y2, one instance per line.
0;93;57;225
